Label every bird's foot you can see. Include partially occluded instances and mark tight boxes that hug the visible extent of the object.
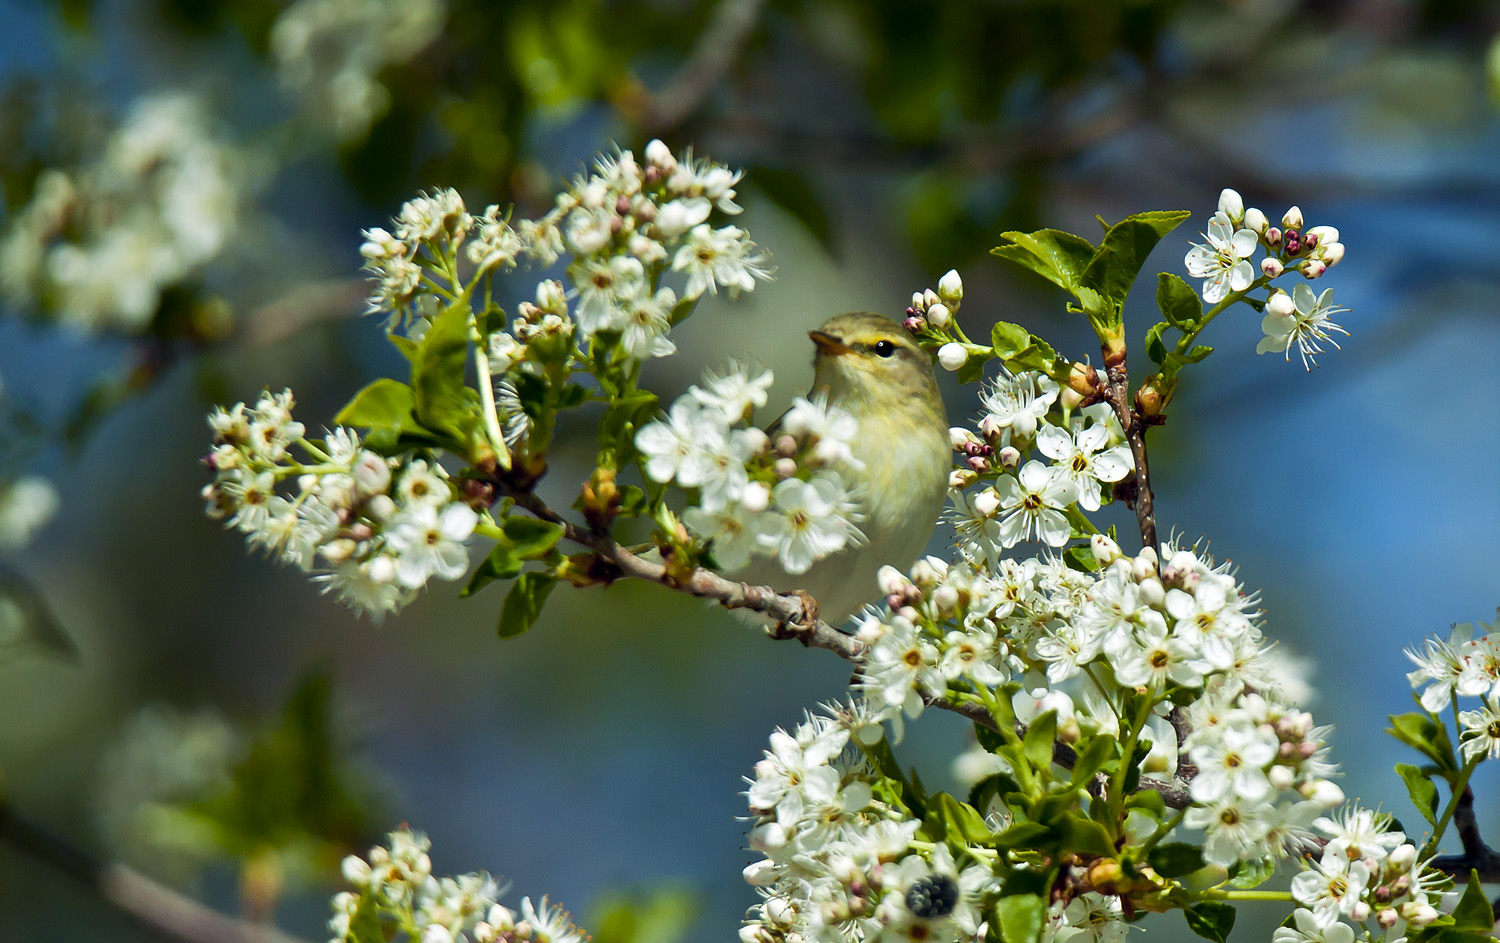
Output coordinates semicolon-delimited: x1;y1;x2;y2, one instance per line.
768;590;821;645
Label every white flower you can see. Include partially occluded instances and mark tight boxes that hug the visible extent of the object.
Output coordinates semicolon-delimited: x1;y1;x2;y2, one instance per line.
1291;853;1371;927
1256;284;1349;370
688;362;774;423
672;224;772;299
571;254;645;336
1053;892;1128;943
386;503;477;589
1314;806;1406;865
978;370;1059;442
1185;211;1258;303
694;429;761;512
1106;618;1206;690
396;459;450;508
1036;423;1132;512
1272;909;1356;943
684;504;760;570
1032;620;1103;684
0;476;60;551
635;402;720;485
316;556;410;620
781;395;861;469
860;614;942;721
1190;722;1278;803
1184;794;1275;867
1459;696;1500;762
1404;623;1489;712
756;475;863;575
616;285;678;361
992;461;1080;548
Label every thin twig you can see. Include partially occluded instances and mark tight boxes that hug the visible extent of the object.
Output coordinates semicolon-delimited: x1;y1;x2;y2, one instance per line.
629;0;769;132
0;803;310;943
503;484;1199;806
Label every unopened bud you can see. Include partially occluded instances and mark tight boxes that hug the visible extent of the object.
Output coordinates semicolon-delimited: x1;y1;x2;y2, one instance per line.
1264;227;1282;247
1260;258;1284;278
926;303;952;329
932;584;960;614
937;342;966;371
776;435;798;458
1138;577;1165;608
1136;544;1159;570
741;481;771;513
743;859;778;887
938;269;964;303
1268;765;1295;790
1060;386;1084;410
353;451;392;494
1266;291;1295;318
950;427;980;451
367;554;397;584
1217;188;1245;223
1320;242;1345;266
967;456;991;473
1283;230;1301;255
1301;260;1327;279
644;139;675;171
1281;206;1303;230
911;556;948;585
948;468;976;489
773;458;797;479
1389;843;1417;870
1350;902;1370;922
911;292;926;311
877;565;907;596
321;538;357;565
1306;225;1338;246
366;494;397;521
1376;909;1399;929
903;315;925;333
974;488;1003;517
1243;207;1269;234
923;289;940;309
1090;534;1122;565
1404;903;1440;927
997;446;1020;469
1302;779;1345;806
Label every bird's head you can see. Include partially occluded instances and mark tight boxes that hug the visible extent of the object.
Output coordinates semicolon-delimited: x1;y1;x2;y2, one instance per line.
808;311;942;418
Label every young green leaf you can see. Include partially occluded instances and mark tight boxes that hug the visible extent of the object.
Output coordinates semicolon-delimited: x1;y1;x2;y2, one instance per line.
1147;843;1206;879
1156;273;1203;328
461;544;524;598
1387;711;1459;772
411;300;485;452
1023;709;1058;770
1451;871;1492;931
503;516;565;558
1184;901;1236;943
995;893;1046;943
498;571;558;638
1080;211;1191;314
335;378;418;432
343;890;384;943
991;229;1098;294
1395;763;1440;825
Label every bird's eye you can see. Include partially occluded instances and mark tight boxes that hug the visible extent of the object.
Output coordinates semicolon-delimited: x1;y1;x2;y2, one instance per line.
874;340;896;358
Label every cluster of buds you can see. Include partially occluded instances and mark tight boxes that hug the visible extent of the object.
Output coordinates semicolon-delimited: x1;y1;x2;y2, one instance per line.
1217;190;1346;281
902;270;983;372
948;426;999;483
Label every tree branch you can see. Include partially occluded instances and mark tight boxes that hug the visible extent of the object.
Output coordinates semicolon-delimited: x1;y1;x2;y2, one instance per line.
500;481;1199;807
1429;783;1500;882
625;0;769;132
0;803;310;943
1103;359;1158;552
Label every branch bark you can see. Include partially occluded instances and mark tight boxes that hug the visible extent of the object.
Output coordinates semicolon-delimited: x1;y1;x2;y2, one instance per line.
1103;359;1158;552
1429;783;1500;882
0;803;309;943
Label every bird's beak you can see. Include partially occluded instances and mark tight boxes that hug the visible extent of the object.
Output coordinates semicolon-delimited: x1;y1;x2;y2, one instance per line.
808;330;853;357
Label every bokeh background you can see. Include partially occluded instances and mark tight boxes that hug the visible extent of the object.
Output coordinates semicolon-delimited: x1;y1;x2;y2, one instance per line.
1;0;1499;940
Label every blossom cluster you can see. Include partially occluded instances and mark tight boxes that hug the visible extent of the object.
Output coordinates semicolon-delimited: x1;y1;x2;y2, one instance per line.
1185;189;1350;369
898;270;978;373
741;703;996;943
358;140;770;369
0;92;249;334
635;363;864;575
334;828;585;943
1405;616;1500;761
201;390;479;619
1282;809;1450;943
949;372;1131;549
271;0;446;141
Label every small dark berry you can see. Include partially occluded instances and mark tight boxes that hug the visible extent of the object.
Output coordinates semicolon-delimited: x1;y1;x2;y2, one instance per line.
904;875;958;919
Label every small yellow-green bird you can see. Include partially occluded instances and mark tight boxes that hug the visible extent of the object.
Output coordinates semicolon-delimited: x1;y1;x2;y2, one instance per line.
735;311;950;625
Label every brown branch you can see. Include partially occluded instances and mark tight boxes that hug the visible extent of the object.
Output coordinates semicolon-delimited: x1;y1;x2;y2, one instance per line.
1430;784;1500;882
1102;359;1158;552
0;803;309;943
501;484;1198;805
626;0;769;132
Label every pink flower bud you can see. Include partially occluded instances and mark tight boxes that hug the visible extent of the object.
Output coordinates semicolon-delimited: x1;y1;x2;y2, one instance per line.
903;315;925;333
1264;226;1282;247
1306;225;1339;245
1260;258;1284;278
774;458;797;479
997;446;1020;468
1301;260;1327;279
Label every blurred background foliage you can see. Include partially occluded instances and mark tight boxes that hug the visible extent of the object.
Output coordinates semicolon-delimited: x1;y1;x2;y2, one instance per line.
1;0;1500;940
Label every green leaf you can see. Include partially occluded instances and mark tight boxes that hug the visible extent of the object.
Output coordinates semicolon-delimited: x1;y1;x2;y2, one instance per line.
935;793;993;844
956;348;996;384
1387;711;1460;772
389;335;420;363
461;544;523;598
1228;856;1274;889
1124;789;1166;818
1067;734;1116;786
990;820;1052;849
1451;871;1492;931
1023;710;1057;770
1063;544;1099;574
411;300;484;451
1156;273;1203;328
968;772;1022;813
991;321;1031;359
1080;211;1191;313
600;390;660;459
503;517;565;559
498;572;557;638
1061;814;1116;857
1144;322;1171;367
335;378;417;431
995;894;1046;943
344;890;384;943
0;565;77;665
860;737;926;817
1147;843;1206;879
1396;763;1440;825
991;229;1097;293
1182;345;1214;364
1184;901;1236;943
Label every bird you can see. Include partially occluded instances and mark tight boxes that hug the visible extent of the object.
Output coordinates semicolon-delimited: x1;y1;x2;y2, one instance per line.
732;311;950;626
